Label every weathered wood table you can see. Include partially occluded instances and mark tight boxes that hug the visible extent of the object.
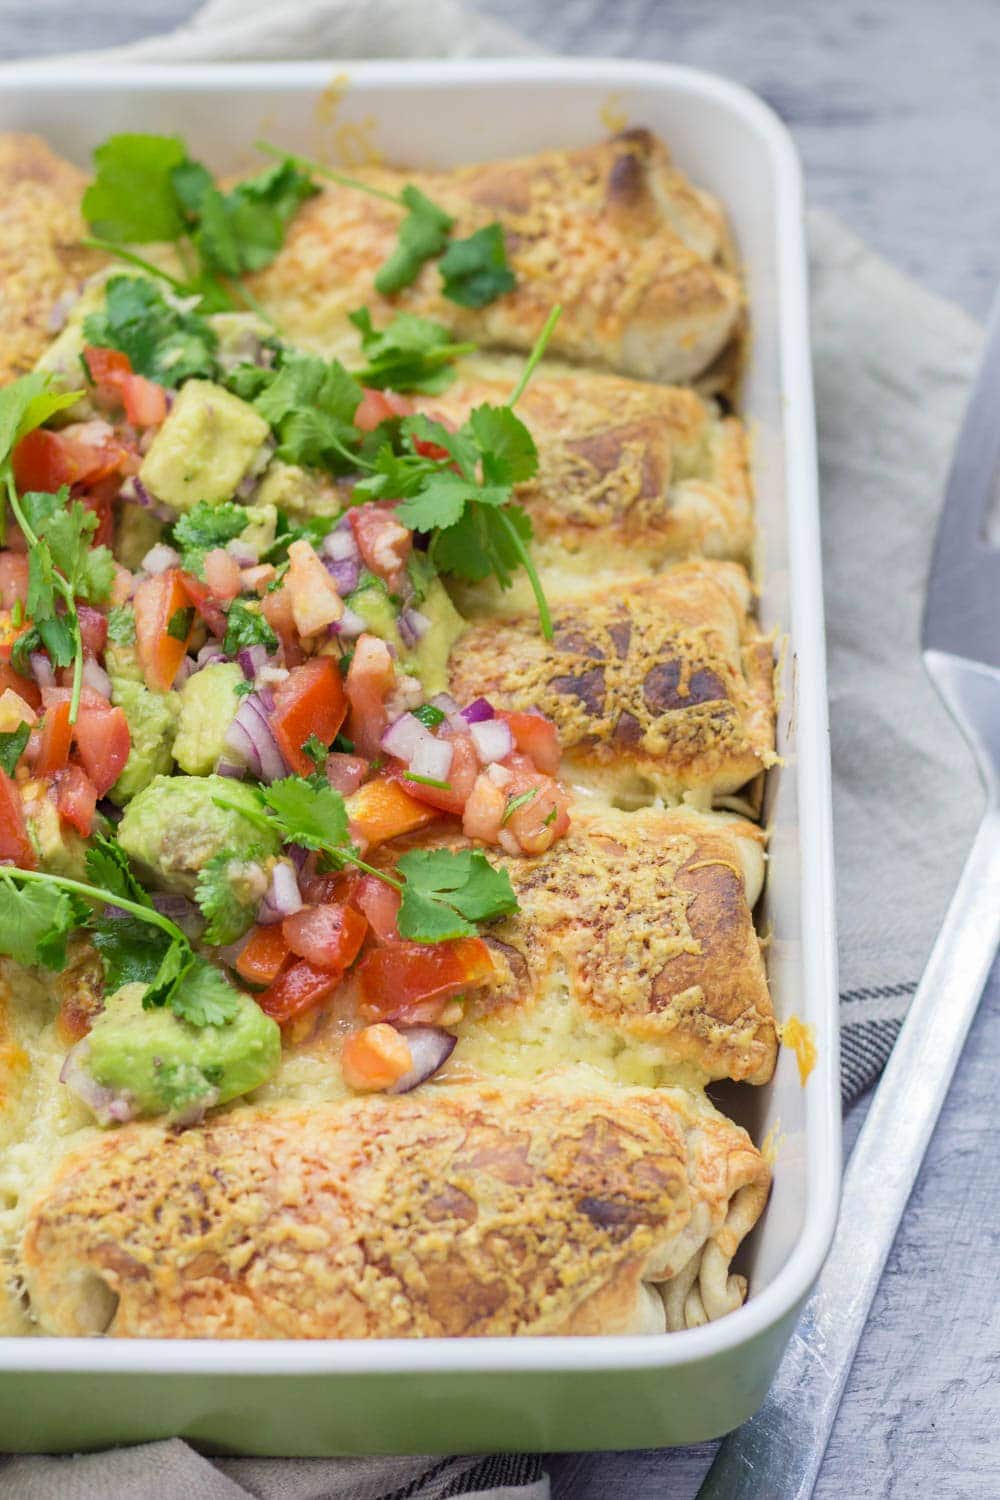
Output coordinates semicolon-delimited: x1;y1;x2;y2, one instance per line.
5;2;1000;1495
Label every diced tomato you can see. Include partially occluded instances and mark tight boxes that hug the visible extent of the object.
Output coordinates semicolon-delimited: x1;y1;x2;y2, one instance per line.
260;581;303;665
396;730;479;815
0;555;29;610
12;426;127;492
202;548;242;603
500;752;572;855
499;710;562;777
0;663;40;711
462;771;507;843
345;775;438;846
256;958;342;1025
0;769;35;867
354;387;414;432
236;924;292;988
178;572;228;639
358;937;495;1025
134;570;195;691
345;633;395;758
33;700;72;777
351;873;401;944
72;706;130;796
40;685;110;713
271;658;347;777
84;345;168;428
324;752;368;795
54;764;98;836
348;502;412;589
282;902;367;974
79;475;121;550
285;539;343;637
76;604;108;658
341;1023;412;1091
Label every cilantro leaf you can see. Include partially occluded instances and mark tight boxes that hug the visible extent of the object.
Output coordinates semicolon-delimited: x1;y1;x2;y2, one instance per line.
37;615;77;671
27;539;57;624
84;275;220;387
106;605;137;646
248;350;362;470
431;499;534;589
0;375;84;470
411;703;446;729
166;957;241;1027
194;851;261;946
260;776;350;851
395;847;518;943
82;133;188;243
395;470;482;533
85;835;153;909
439;223;516;308
468;404;538;485
0;724;29;777
222;599;278;657
302;734;328;771
143;936;194;1011
172;500;249;575
93;912;172;992
349;307;474;394
375;186;454;296
166;605;195;642
0;876;80;970
175;157;317;279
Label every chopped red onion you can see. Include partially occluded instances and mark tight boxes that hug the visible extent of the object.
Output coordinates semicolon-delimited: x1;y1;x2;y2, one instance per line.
141;542;181;576
29;652;55;690
81;658;112;700
461;697;495;724
387;1027;458;1094
410;734;454;782
152;893;205;940
173;654;195;686
325;753;367;795
469;718;513;765
196;641;228;668
238;644;270;680
398;608;431;650
324;557;360;596
60;1042;136;1126
226;538;259;567
257;859;302;925
224;692;287;783
287;843;310;872
330;606;366;638
381;712;430;762
257;662;289;687
323;528;360;563
431;692;460;716
121;476;175;521
214;757;246;780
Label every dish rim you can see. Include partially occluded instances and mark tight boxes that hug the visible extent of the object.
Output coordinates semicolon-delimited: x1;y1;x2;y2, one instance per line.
0;54;841;1377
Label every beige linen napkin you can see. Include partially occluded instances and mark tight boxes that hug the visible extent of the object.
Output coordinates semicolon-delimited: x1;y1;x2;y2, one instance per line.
0;0;988;1495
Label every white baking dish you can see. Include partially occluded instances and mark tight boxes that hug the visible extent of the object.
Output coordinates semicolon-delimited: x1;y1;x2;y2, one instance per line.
0;58;840;1454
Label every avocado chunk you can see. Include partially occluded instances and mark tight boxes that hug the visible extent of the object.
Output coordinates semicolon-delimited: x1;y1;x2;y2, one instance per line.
238;501;278;558
255;459;342;518
347;571;466;697
118;774;280;897
173;662;244;776
114;501;164;572
138;379;270;513
109;677;179;804
20;779;89;880
71;981;281;1125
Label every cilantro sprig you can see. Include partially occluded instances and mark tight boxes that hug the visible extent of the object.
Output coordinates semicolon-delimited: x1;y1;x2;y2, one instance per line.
256;142;516;308
356;305;562;638
83;275;219;388
0;838;240;1027
171;499;249;574
82;133;318;317
0;373;112;721
210;775;517;944
349;307;474;394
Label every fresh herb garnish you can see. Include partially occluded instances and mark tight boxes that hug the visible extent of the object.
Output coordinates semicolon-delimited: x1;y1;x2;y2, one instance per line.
82;133;318;316
403;773;452;790
212;775;517;943
502;787;538;824
172;499;249;574
349;308;474;394
222;599;278;657
0;837;240;1026
166;605;194;642
195;849;265;946
106;604;137;645
411;703;446;729
256;142;516;309
0;374;105;721
302;733;328;771
239;349;362;470
261;511;336;567
0;723;30;777
83;275;219;387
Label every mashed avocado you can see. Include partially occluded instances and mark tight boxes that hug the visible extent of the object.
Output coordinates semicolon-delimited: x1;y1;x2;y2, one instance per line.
255;459;342;518
139;380;270;513
238;502;278;557
172;662;243;776
109;677;179;804
118;774;279;896
114;502;164;572
79;981;281;1123
347;572;465;697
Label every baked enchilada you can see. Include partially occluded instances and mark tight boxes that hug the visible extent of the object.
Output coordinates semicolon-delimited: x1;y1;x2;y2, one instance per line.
0;124;776;1340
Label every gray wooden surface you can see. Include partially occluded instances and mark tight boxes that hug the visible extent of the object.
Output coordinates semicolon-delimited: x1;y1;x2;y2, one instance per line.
4;2;1000;1496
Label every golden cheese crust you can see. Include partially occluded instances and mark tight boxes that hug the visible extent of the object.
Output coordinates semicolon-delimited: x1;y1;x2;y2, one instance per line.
448;561;776;802
19;1082;769;1338
418;361;753;609
0;134;105;384
363;803;774;1087
247;129;742;384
